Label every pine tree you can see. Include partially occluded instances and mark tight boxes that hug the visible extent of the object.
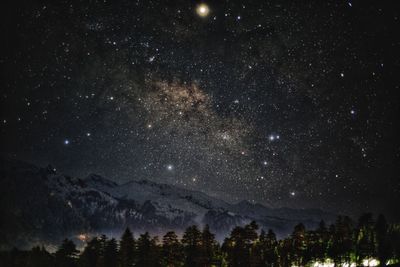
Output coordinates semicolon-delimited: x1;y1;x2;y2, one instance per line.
314;220;329;262
103;238;119;267
355;213;376;266
96;235;108;267
182;225;202;267
375;214;391;267
78;237;102;267
251;230;266;267
278;238;293;267
200;224;218;267
222;225;251;267
262;229;279;267
245;221;260;267
328;216;354;266
162;231;183;267
136;232;160;267
55;239;79;267
291;223;307;266
119;228;135;267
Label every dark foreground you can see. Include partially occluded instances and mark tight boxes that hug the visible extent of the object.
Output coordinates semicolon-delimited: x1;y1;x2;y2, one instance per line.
0;213;399;267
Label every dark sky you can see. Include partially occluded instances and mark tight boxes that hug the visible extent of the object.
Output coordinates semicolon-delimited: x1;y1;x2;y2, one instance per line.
1;0;399;220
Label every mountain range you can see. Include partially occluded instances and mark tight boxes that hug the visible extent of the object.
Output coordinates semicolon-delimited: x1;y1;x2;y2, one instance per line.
0;158;335;249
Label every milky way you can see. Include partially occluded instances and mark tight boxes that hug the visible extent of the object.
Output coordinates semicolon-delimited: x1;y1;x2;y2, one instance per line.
0;0;399;220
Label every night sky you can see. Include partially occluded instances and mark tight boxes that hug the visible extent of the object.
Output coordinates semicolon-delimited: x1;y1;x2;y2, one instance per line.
1;0;399;220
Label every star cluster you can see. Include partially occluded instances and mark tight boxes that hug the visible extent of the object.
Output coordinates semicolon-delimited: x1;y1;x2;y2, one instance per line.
0;0;399;220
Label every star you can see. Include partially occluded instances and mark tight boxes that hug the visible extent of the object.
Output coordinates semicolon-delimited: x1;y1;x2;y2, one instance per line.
166;164;174;171
221;133;230;140
64;139;70;145
196;3;210;17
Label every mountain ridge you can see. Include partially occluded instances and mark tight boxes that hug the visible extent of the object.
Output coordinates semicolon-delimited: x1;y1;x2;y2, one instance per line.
0;157;336;249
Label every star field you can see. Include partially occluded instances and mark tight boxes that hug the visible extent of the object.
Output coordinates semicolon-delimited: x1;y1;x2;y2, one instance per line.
0;0;399;220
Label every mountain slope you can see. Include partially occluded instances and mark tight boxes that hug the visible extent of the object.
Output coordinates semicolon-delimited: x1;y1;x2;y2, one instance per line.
0;158;335;249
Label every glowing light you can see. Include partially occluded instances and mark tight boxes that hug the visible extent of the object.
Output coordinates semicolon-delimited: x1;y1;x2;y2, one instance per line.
268;134;280;141
167;164;174;171
362;259;379;267
78;233;88;242
64;139;70;145
196;3;210;17
309;260;377;267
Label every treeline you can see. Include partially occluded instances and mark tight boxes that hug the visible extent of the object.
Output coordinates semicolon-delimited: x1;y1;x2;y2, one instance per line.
1;213;399;267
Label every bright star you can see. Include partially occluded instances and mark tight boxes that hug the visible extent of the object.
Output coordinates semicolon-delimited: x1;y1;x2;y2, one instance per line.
64;139;70;145
167;164;173;171
196;3;210;17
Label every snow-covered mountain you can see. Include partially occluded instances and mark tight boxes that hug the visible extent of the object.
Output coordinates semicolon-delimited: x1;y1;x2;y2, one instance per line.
0;158;335;249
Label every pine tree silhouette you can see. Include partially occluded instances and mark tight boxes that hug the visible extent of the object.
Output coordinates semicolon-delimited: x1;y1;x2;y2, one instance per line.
182;225;202;267
136;232;160;267
162;231;183;267
55;239;79;267
1;213;400;267
291;223;307;266
200;224;219;267
119;228;135;267
103;238;118;267
356;213;376;266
